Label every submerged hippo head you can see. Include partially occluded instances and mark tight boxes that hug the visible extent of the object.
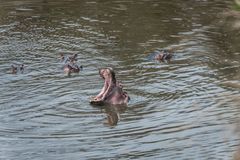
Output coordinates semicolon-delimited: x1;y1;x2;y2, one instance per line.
60;53;78;63
11;64;24;74
154;50;173;61
70;53;78;60
90;67;130;105
155;53;164;60
64;63;83;75
11;65;17;74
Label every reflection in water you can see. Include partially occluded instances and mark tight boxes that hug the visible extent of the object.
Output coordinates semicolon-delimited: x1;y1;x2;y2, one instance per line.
0;0;240;159
90;102;123;126
105;110;119;126
99;104;127;126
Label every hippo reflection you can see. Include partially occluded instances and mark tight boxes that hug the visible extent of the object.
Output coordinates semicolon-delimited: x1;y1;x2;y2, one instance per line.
105;109;119;126
90;67;130;105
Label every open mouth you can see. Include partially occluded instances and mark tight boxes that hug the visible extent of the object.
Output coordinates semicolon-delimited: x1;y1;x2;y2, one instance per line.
90;68;114;103
90;67;129;105
99;68;114;98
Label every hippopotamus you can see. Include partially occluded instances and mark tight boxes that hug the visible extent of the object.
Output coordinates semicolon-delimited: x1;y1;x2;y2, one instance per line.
11;64;24;74
63;63;83;75
153;49;173;61
60;53;83;75
90;67;130;105
60;53;78;63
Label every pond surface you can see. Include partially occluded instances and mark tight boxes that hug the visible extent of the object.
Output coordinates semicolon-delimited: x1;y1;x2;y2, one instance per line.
0;0;240;159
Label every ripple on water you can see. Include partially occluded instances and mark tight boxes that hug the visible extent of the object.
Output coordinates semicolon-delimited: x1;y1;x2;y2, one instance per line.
0;0;240;160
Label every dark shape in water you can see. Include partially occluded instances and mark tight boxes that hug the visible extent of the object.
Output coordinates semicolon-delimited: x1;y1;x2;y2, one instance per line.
64;63;83;75
147;49;173;61
154;50;173;61
11;64;24;74
60;53;78;63
60;53;83;75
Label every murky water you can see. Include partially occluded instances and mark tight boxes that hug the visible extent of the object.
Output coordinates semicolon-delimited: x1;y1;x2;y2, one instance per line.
1;0;240;159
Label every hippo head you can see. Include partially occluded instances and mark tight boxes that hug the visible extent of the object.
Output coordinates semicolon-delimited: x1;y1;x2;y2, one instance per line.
99;67;116;83
69;53;78;63
155;53;164;60
97;67;117;99
90;67;130;105
11;65;17;74
11;64;24;74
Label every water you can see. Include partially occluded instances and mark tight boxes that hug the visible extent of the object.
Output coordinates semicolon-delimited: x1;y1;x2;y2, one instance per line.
0;0;240;159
